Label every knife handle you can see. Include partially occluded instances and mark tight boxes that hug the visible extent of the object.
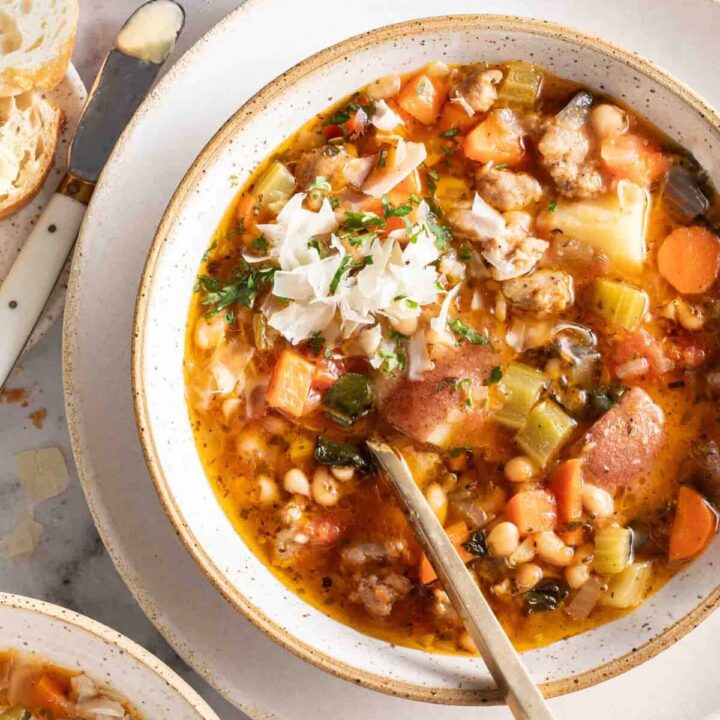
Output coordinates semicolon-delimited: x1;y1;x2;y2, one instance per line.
0;192;86;388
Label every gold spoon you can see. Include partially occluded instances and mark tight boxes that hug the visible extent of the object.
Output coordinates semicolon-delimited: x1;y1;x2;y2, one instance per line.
366;440;557;720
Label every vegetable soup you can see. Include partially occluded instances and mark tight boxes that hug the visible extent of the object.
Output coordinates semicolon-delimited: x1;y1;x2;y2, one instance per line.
0;650;137;720
185;61;720;653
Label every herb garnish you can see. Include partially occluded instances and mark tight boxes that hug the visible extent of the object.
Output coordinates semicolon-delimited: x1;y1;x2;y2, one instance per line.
252;234;269;251
462;529;489;557
448;318;488;345
440;127;459;138
194;260;276;317
485;366;503;385
307;332;326;356
309;175;332;191
377;148;388;168
548;198;557;212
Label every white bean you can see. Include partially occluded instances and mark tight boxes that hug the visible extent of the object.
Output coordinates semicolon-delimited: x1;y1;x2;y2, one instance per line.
425;483;448;524
582;483;614;518
487;522;520;558
504;455;538;483
507;536;536;567
565;563;591;589
590;104;628;138
390;315;418;336
257;475;279;506
534;531;575;567
236;431;266;461
331;466;355;482
311;467;340;507
283;468;310;497
676;299;705;331
515;563;543;592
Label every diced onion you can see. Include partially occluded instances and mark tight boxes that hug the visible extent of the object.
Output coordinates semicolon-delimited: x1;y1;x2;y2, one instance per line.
564;576;603;621
615;357;649;379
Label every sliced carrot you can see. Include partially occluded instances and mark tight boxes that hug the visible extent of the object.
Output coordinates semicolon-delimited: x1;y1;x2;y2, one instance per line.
506;490;557;535
397;67;448;125
669;486;717;562
600;133;669;186
266;350;316;418
419;521;472;584
658;226;720;294
463;111;525;166
438;101;478;134
550;459;584;524
33;674;73;717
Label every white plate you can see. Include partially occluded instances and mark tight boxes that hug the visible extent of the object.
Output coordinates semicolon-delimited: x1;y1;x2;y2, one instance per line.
63;1;720;719
0;66;86;354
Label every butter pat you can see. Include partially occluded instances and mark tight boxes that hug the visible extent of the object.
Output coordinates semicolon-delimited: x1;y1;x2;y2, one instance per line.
117;0;184;64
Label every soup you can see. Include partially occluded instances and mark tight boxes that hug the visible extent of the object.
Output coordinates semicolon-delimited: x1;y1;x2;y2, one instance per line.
185;60;720;654
0;650;137;719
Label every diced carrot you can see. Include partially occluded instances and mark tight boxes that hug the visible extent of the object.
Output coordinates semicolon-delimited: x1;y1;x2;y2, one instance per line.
438;101;478;134
657;226;720;294
266;350;316;418
550;459;584;524
235;193;257;227
397;68;448;125
558;527;585;546
669;486;717;562
506;490;557;535
600;133;669;186
419;521;472;584
463;111;525;166
33;674;73;717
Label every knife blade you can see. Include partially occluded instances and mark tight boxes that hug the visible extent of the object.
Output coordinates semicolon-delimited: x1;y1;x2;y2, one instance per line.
0;0;185;389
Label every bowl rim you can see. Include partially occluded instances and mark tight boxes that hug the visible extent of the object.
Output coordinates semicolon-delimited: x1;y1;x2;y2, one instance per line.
0;592;220;719
132;13;720;705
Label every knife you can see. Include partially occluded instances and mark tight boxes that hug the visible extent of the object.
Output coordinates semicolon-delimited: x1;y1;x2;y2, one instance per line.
0;0;185;388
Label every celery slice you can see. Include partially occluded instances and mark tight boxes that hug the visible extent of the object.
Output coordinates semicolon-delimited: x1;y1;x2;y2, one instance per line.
255;161;296;209
494;363;547;429
497;61;543;108
599;561;652;608
593;526;633;575
588;278;648;330
515;399;576;465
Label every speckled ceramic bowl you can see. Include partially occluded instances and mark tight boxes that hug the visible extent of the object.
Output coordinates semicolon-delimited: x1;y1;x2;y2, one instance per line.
0;593;219;719
133;15;720;704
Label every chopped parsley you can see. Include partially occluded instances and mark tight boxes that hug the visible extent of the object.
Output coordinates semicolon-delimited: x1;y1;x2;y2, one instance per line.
448;318;488;345
194;260;277;317
252;234;269;251
440;127;459;138
329;255;373;294
307;332;326;356
548;198;557;212
308;237;328;258
344;210;385;230
309;175;332;191
389;329;409;342
225;310;236;325
201;240;217;263
379;350;407;374
425;214;452;251
485;366;503;385
324;109;351;126
416;79;429;96
377;148;388;168
329;196;340;209
494;162;509;170
459;245;472;263
382;195;413;218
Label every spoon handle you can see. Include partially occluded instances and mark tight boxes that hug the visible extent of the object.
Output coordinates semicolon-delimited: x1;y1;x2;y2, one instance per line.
367;441;556;720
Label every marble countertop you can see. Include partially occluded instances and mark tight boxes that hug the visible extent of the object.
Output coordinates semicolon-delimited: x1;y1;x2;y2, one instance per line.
0;1;249;717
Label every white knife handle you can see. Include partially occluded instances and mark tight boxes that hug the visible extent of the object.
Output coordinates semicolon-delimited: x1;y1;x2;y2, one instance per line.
0;192;86;387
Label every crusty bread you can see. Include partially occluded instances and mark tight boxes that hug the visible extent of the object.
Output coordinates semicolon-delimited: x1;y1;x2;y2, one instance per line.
0;0;79;97
0;91;62;219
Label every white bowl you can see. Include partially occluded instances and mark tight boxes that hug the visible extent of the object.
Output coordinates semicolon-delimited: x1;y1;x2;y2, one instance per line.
133;15;720;704
0;593;219;719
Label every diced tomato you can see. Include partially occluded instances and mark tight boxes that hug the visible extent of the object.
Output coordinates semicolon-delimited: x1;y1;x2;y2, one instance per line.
600;133;669;187
266;350;316;418
397;67;448;125
550;459;584;524
438;101;478;134
312;357;343;392
323;124;344;140
506;490;557;535
463;111;525;166
612;329;673;379
323;110;366;141
419;521;472;584
302;515;343;546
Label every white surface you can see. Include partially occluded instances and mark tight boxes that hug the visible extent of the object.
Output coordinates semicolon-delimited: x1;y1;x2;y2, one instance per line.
135;14;720;703
1;1;718;720
0;68;86;353
0;193;86;387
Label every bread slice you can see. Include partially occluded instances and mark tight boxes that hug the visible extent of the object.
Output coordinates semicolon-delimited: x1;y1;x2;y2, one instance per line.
0;91;62;219
0;0;79;96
